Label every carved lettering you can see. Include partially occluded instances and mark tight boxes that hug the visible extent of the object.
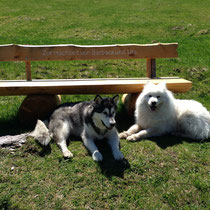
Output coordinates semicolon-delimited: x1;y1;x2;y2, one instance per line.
42;49;136;57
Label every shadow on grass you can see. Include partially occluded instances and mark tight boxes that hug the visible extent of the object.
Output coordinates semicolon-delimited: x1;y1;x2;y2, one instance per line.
22;136;129;179
116;104;135;133
35;143;52;157
0;195;13;210
24;137;130;178
95;140;130;179
98;158;130;179
20;137;52;157
146;135;209;149
99;159;130;178
0;115;32;136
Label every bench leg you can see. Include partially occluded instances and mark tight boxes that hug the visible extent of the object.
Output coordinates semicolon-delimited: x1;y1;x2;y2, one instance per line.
18;94;61;127
121;93;140;116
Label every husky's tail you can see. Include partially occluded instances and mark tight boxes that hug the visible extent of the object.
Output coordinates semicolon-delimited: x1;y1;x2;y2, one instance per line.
30;120;51;146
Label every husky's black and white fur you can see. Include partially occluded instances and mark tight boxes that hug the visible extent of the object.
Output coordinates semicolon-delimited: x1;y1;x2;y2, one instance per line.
31;95;124;162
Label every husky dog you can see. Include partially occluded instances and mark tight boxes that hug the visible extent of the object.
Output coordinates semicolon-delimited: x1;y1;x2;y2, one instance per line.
119;82;210;141
31;95;124;162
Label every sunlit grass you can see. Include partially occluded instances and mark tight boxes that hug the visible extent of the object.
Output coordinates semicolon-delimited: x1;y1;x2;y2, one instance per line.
0;0;209;209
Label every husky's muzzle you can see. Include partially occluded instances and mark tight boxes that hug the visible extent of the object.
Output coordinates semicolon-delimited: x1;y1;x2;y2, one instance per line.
101;118;116;130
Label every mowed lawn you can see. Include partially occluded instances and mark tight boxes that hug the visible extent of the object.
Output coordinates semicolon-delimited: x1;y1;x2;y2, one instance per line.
0;0;209;209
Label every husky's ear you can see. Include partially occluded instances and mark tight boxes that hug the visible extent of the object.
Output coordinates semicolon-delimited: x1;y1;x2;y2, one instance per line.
94;95;102;104
112;95;119;106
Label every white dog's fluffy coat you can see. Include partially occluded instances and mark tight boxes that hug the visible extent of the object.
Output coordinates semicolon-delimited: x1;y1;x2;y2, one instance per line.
119;82;210;141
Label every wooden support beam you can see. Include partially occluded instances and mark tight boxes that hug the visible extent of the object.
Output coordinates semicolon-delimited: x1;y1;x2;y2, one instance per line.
146;58;156;78
25;61;32;81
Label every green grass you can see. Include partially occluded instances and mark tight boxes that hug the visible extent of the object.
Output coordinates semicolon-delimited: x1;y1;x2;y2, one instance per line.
0;0;210;209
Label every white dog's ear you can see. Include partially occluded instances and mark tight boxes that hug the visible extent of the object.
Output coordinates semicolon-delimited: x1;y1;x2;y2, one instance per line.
144;81;155;88
94;95;102;104
145;81;152;85
112;95;119;106
158;82;167;89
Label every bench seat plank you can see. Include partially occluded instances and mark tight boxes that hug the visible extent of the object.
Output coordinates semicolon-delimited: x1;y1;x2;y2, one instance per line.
0;78;192;96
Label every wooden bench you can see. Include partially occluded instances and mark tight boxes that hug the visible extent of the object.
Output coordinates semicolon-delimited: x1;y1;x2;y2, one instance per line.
0;43;192;124
0;43;192;95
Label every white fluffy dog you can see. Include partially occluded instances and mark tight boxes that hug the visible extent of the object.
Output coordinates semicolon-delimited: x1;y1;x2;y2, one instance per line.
119;82;210;141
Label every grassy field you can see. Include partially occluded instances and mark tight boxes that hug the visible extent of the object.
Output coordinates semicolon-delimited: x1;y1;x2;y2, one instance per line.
0;0;210;209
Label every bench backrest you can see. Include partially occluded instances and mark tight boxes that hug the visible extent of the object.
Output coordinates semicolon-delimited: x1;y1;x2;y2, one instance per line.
0;43;178;81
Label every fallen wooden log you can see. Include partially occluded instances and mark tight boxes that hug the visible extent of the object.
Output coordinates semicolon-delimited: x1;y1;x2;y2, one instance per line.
0;133;29;149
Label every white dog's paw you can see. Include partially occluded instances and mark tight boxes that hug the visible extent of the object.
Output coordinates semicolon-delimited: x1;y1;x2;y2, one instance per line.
119;131;129;139
92;150;103;162
63;150;74;158
127;134;139;142
113;150;124;161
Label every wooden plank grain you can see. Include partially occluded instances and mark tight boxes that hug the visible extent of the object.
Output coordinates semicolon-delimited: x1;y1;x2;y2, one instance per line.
0;43;178;61
0;78;192;95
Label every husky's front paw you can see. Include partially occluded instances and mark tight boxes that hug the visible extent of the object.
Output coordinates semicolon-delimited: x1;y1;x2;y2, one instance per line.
127;134;139;142
113;150;124;161
119;131;129;139
92;150;103;162
63;150;74;158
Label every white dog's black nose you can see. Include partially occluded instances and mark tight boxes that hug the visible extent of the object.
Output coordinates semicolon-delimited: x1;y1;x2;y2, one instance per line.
150;101;157;111
151;101;157;106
